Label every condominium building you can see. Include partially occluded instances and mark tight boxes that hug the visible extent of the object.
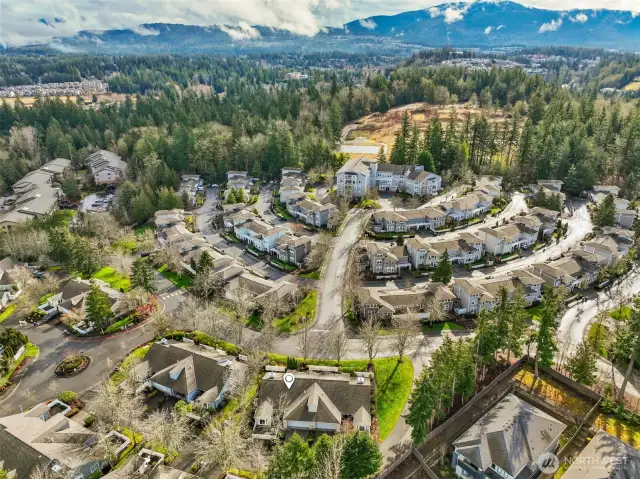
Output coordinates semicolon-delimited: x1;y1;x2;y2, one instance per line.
478;223;538;256
405;233;484;269
357;282;456;320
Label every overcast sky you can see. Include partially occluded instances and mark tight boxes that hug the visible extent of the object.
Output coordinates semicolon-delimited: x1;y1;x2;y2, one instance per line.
2;0;639;46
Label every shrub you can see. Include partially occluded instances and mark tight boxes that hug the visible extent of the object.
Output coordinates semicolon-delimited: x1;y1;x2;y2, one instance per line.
84;415;96;427
286;356;299;370
66;407;80;417
58;390;78;404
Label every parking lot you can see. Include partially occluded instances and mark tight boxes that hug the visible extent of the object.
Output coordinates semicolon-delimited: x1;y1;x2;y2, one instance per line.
80;193;113;212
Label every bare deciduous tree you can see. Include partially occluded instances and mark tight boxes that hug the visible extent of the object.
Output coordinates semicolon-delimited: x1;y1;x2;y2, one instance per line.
423;296;446;326
140;409;192;454
110;250;134;278
296;326;314;362
91;374;144;435
391;312;420;362
304;232;332;272
1;229;49;264
195;421;257;472
360;316;383;365
326;326;348;364
228;288;253;347
10;126;40;168
151;310;173;338
312;434;345;479
118;288;151;313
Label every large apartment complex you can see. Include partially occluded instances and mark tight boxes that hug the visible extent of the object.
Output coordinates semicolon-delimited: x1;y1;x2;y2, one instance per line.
336;157;442;198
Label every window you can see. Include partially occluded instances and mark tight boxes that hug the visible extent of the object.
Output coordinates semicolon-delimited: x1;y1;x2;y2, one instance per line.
359;425;366;431
259;419;266;425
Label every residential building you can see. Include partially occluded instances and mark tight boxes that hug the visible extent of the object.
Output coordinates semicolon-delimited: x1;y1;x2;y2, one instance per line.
221;203;246;215
234;219;288;253
0;399;103;479
406;233;484;269
451;394;566;479
271;234;312;266
286;198;336;227
372;207;446;233
357;283;455;320
253;371;371;439
223;210;257;231
515;207;559;236
280;186;305;203
615;209;637;229
226;272;299;303
227;171;248;182
475;175;503;198
0;259;23;308
590;184;621;199
138;341;246;409
589;191;629;210
453;269;544;314
179;175;203;207
531;253;600;291
479;223;538;256
441;192;492;221
534;179;564;193
153;209;185;229
85;150;127;185
581;231;634;265
336;157;441;198
561;430;640;479
360;241;412;276
43;278;122;323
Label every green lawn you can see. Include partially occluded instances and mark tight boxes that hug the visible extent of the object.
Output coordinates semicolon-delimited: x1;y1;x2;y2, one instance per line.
588;323;611;358
421;321;464;333
376;358;414;441
265;354;413;441
526;303;545;322
157;265;193;289
0;304;16;325
0;343;39;388
299;269;321;280
271;259;297;272
39;292;55;305
490;207;502;215
134;224;155;235
104;315;137;334
610;305;632;321
274;291;317;333
111;344;151;385
92;267;131;291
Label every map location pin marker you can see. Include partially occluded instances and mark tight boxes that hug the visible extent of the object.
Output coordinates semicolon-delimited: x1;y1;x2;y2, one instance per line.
283;372;295;389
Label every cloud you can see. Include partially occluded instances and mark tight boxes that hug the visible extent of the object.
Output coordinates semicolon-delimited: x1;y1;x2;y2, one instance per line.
443;5;470;24
484;25;493;34
130;25;160;36
497;24;505;30
538;18;563;33
427;6;441;18
358;18;376;29
570;13;588;23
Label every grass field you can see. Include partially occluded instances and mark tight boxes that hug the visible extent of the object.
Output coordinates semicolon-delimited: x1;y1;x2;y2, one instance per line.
0;304;16;325
299;269;321;280
274;291;317;333
526;303;544;322
623;81;640;92
421;321;464;333
157;265;192;289
92;266;131;291
588;323;611;358
111;344;151;385
104;315;137;334
134;224;155;235
0;343;39;388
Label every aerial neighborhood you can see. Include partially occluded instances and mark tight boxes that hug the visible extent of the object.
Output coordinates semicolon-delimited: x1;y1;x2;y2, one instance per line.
2;46;640;479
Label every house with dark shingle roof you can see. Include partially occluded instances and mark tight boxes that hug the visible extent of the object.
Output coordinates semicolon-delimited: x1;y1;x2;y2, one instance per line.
452;394;566;479
253;371;372;440
141;341;246;409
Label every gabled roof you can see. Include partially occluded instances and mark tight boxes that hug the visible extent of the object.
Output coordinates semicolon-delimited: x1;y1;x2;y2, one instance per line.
283;382;342;425
453;394;566;477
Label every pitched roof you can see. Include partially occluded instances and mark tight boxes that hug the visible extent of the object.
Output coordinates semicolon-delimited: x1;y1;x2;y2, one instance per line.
0;257;18;271
453;394;566;477
377;163;408;175
337;158;372;175
561;430;640;479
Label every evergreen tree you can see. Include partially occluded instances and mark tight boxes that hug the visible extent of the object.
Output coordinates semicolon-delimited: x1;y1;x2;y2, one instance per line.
427;117;445;171
198;250;214;272
565;342;598;386
432;250;452;284
534;296;560;377
86;283;115;331
407;122;420;165
131;258;156;293
61;176;81;201
265;433;315;479
377;146;386;163
594;194;616;227
341;432;382;479
407;367;438;443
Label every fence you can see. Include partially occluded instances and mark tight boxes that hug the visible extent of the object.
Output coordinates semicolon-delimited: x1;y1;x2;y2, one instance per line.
376;447;439;479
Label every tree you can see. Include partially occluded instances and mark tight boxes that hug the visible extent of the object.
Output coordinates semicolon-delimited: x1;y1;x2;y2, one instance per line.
565;342;598;386
360;316;383;365
594;193;616;227
61;175;81;201
406;368;439;443
391;312;420;362
327;327;348;364
296;325;314;363
432;250;453;284
341;432;382;479
131;257;156;293
85;284;115;331
91;376;144;434
110;250;133;279
266;433;315;479
311;434;344;479
198;250;214;272
140;409;192;454
196;420;260;473
615;299;640;403
534;296;560;377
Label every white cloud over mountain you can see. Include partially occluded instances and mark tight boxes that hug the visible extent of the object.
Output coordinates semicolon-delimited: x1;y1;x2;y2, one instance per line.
1;0;639;46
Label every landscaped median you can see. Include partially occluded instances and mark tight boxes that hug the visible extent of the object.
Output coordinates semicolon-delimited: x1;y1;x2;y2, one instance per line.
274;291;317;333
0;304;16;325
92;266;131;291
0;343;39;392
266;354;413;441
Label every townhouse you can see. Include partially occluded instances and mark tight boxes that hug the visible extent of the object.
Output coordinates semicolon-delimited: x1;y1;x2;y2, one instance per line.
514;207;559;236
235;218;289;253
336;157;442;198
588;185;621;203
452;269;544;315
179;175;203;207
581;229;634;266
359;241;412;276
85;150;127;185
531;253;600;291
475;175;503;198
615;209;637;229
279;186;305;203
406;233;485;269
372;207;446;233
478;222;538;256
225;170;251;200
440;192;493;221
357;282;456;320
270;234;312;266
286;197;336;227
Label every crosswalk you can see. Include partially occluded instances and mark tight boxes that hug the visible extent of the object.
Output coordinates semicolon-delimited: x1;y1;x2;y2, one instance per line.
159;291;183;299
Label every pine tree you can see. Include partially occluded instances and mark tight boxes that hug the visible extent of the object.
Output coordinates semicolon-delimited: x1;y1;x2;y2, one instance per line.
131;258;156;293
342;432;382;479
407;122;420;165
432;250;452;284
534;297;559;377
86;283;115;331
377;146;386;163
198;250;214;272
428;117;445;171
565;342;598;386
406;368;438;443
265;433;315;479
594;194;616;227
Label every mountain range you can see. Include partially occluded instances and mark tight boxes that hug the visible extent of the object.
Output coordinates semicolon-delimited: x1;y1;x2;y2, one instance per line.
13;1;640;54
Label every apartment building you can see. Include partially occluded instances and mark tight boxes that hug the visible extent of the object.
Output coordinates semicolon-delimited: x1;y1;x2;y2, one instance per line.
359;241;412;276
235;218;288;253
453;269;544;315
357;282;456;320
270;234;312;266
286;197;336;227
514;207;559;236
336;157;442;198
479;223;538;256
531;254;600;291
406;233;484;269
85;150;127;185
441;192;493;221
615;209;637;229
372;207;446;233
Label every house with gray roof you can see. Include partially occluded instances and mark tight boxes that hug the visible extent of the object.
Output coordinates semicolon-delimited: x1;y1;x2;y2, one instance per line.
286;197;336;227
452;394;566;479
357;282;455;320
85;150;127;185
140;341;246;409
372;207;447;233
253;371;372;440
270;234;312;266
562;430;640;479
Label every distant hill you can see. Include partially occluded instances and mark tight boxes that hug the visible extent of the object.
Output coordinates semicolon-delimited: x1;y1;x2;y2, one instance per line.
13;1;640;54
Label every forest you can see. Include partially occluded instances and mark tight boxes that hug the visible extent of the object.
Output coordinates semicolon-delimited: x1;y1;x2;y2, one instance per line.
1;49;640;229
